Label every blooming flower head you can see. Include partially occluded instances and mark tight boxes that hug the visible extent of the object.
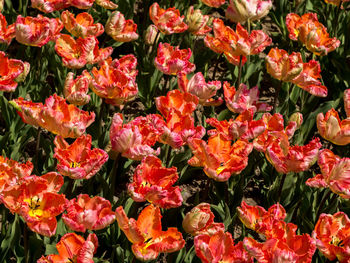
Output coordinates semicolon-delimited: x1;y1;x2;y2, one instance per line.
188;134;253;181
15;15;63;47
10;94;95;138
1;174;66;236
55;34;113;69
313;212;350;262
177;72;222;106
115;204;185;261
205;18;271;65
38;233;98;262
70;0;94;9
317;108;350;145
53;135;108;180
154;43;195;75
0;51;30;92
95;0;118;9
128;156;183;208
223;82;272;113
182;203;224;236
195;230;253;263
110;113;164;160
186;6;211;36
85;55;138;107
31;0;70;13
61;11;104;38
62;194;115;232
63;72;90;106
286;13;340;56
226;0;272;23
200;0;225;8
149;3;188;34
0;13;15;45
106;11;139;42
306;149;350;199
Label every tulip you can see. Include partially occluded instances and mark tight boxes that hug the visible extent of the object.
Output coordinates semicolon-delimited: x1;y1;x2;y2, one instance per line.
61;11;104;38
200;0;225;8
149;3;188;34
95;0;118;9
226;0;272;23
31;0;69;13
15;15;63;47
38;233;98;262
0;14;15;45
105;11;139;42
63;72;90;106
186;6;211;36
286;13;340;56
62;194;115;232
70;0;94;9
10;94;95;138
154;43;195;75
116;204;185;261
144;24;159;45
344;89;350;118
127;156;183;208
317;108;350;145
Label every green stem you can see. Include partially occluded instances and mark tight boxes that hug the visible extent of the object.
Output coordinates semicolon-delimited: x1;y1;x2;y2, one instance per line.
316;190;331;219
277;173;287;202
109;154;120;201
273;81;282;113
34;128;41;172
236;55;243;86
24;224;29;263
333;0;343;35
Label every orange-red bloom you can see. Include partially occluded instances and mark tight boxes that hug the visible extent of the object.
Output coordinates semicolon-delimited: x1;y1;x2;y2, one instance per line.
182;203;224;236
106;11;139;42
223;82;271;113
0;51;30;92
31;0;70;13
200;0;225;8
128;156;182;208
70;0;94;9
15;15;63;47
84;55;138;107
188;134;253;181
0;13;15;45
110;113;163;160
226;0;272;23
115;204;185;261
286;13;340;56
63;72;90;106
266;48;327;97
177;72;222;106
154;43;195;75
313;212;350;262
61;11;104;38
317;108;350;145
195;230;253;263
186;6;211;36
95;0;118;9
205;18;271;65
55;34;113;69
306;149;350;199
37;233;98;263
1;174;66;236
10;94;95;138
62;194;115;232
149;3;188;35
53;135;108;180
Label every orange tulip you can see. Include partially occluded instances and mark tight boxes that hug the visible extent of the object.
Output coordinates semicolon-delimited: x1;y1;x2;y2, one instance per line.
186;6;211;36
195;230;253;263
63;72;90;106
0;51;30;92
15;15;63;47
62;194;115;232
226;0;272;23
61;11;104;38
200;0;225;8
31;0;70;13
344;89;350;118
95;0;118;9
313;212;350;262
55;34;113;69
286;13;340;56
149;3;188;34
188;134;253;181
317;108;350;145
128;156;183;208
106;11;139;42
306;149;350;199
10;94;95;138
154;43;196;75
53;135;108;180
182;203;224;236
0;13;15;45
37;233;98;262
85;55;138;107
115;204;185;261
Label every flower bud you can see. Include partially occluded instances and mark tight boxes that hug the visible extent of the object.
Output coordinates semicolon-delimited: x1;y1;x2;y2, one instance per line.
144;24;159;45
182;203;214;235
288;112;303;129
